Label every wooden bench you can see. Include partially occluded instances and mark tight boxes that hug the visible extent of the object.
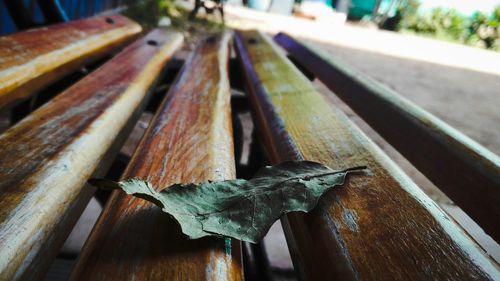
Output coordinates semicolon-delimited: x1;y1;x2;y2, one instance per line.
0;18;184;280
233;31;498;280
70;33;243;281
0;15;141;110
0;16;498;281
274;33;500;243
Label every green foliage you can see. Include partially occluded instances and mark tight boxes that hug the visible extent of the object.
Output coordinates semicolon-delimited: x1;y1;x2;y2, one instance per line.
467;8;500;50
399;7;467;41
397;2;500;51
122;0;225;34
393;0;420;28
122;0;167;28
90;161;366;243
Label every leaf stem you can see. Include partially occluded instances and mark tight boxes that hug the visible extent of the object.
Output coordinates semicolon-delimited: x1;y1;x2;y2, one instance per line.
194;166;368;217
284;165;367;182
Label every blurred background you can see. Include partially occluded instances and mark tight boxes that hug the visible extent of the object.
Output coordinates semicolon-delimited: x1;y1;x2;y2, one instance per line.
2;0;499;50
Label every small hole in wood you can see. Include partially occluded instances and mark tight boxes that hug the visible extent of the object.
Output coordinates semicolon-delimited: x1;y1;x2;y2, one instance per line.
206;36;216;44
248;38;258;45
105;17;115;24
147;40;158;46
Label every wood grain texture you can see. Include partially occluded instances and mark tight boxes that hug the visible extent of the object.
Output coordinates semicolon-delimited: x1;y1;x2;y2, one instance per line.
0;15;142;109
235;30;499;281
0;30;183;281
274;33;500;243
70;33;243;281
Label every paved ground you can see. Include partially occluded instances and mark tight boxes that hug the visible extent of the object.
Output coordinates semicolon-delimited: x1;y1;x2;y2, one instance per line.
223;4;500;154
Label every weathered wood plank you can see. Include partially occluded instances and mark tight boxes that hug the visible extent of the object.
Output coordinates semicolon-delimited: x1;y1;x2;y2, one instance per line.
235;30;499;281
70;33;243;281
0;30;183;281
0;15;141;109
274;33;500;243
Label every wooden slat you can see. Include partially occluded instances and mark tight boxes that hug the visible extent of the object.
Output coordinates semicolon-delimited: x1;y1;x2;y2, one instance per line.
235;30;499;281
274;33;500;242
0;30;183;281
0;15;141;109
70;33;243;281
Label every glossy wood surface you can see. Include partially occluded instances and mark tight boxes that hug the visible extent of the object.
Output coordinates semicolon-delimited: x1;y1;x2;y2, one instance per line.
0;15;142;109
0;30;183;281
235;30;499;281
70;33;244;281
274;33;500;243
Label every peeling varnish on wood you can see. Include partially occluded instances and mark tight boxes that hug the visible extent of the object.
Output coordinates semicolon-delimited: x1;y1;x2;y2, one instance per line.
0;30;182;281
235;30;499;281
70;33;243;281
340;208;359;232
